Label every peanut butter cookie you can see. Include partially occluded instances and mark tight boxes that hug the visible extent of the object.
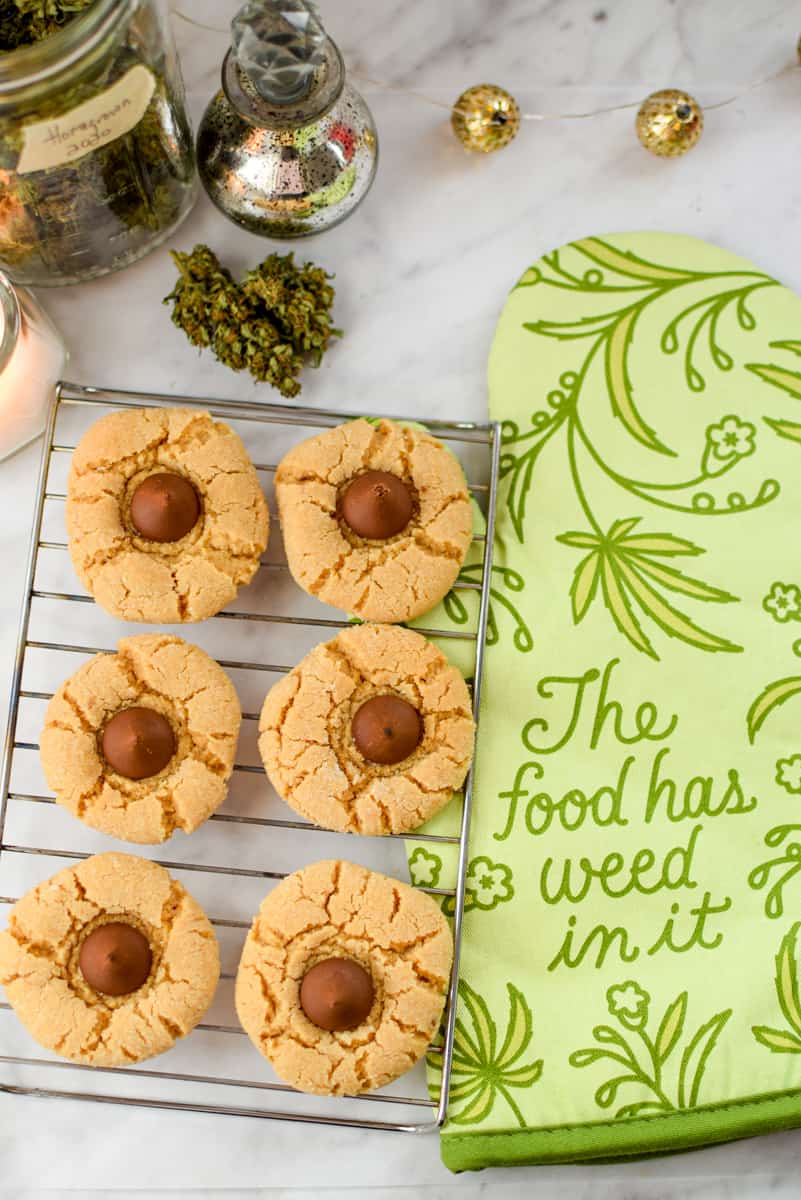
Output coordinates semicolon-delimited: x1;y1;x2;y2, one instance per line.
40;634;241;844
66;406;269;623
275;418;473;623
235;860;452;1095
0;853;220;1067
258;623;475;835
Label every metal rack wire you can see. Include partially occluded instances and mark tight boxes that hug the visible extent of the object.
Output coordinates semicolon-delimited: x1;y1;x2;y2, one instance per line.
0;381;501;1133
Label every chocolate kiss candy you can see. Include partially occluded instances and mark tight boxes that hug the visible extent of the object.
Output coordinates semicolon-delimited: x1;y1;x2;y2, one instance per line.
340;470;413;540
130;472;200;542
351;694;421;765
101;706;176;780
299;957;375;1031
79;922;153;996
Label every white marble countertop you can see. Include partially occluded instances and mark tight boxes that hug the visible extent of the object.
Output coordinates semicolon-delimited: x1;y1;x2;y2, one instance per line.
4;0;801;1192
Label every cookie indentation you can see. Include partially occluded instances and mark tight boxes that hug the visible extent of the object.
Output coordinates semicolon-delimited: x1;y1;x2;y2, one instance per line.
235;860;453;1095
258;623;475;836
276;418;473;623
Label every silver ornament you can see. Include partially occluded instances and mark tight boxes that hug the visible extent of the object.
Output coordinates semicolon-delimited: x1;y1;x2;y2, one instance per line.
197;0;378;238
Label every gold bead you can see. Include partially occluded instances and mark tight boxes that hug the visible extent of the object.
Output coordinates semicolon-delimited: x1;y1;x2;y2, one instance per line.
451;84;520;154
636;89;703;157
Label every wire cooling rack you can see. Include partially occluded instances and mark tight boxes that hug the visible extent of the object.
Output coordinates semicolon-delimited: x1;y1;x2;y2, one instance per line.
0;382;500;1133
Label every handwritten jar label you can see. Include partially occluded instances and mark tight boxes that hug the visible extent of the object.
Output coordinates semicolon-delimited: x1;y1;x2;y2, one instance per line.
16;64;156;175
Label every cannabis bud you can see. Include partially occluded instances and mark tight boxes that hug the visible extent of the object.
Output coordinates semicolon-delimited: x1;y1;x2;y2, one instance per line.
0;0;93;52
165;244;340;398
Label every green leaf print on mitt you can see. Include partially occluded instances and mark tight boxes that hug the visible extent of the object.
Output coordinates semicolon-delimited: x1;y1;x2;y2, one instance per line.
428;979;543;1127
749;344;801;449
500;237;789;660
569;981;731;1118
557;518;740;660
753;923;801;1054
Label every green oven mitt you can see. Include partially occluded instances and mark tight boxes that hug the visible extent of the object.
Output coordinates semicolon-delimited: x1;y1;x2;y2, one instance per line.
415;232;801;1170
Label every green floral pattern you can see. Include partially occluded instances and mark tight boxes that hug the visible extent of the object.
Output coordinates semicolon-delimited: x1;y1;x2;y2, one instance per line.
776;756;801;795
500;237;786;660
747;656;801;918
444;564;533;653
569;981;732;1118
443;856;515;917
704;415;756;463
464;856;514;910
749;830;801;920
408;847;442;888
763;582;801;625
607;981;650;1025
428;979;543;1126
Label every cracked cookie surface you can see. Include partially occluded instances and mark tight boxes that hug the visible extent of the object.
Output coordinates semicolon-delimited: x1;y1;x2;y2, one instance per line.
40;634;241;844
258;623;475;835
275;418;473;623
66;407;269;623
0;853;220;1067
235;860;452;1095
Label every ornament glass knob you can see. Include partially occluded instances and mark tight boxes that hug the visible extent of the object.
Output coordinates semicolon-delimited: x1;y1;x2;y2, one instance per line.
231;0;327;105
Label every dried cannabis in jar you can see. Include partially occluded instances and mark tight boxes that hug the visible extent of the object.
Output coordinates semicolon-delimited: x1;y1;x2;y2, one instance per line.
0;1;94;51
0;0;197;286
165;244;341;398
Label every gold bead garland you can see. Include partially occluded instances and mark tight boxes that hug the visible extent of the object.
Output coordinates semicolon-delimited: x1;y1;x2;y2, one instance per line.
450;82;709;157
635;89;703;157
443;46;800;158
451;83;521;153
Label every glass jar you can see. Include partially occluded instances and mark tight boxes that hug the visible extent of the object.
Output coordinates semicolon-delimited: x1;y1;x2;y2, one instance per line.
0;0;196;287
0;271;65;460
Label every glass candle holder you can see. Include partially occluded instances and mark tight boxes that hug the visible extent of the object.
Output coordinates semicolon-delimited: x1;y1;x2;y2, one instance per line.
0;272;65;461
